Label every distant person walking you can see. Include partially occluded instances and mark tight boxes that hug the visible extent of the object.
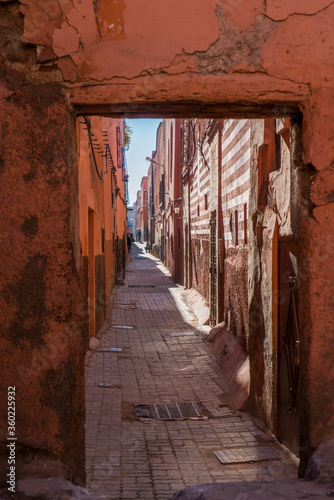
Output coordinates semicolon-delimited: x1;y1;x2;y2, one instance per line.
136;229;141;242
145;241;151;253
127;234;132;252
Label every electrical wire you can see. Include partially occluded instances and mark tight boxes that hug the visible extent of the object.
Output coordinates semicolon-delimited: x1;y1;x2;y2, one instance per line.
81;116;127;207
182;119;212;180
83;116;105;180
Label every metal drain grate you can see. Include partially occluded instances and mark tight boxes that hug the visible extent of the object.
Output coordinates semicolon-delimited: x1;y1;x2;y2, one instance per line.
97;347;123;352
134;402;206;420
111;325;133;329
213;446;279;464
170;331;196;337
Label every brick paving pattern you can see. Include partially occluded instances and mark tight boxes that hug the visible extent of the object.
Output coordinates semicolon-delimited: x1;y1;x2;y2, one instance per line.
85;243;298;500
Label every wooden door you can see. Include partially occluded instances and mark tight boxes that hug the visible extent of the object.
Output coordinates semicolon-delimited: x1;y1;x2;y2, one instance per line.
278;237;300;455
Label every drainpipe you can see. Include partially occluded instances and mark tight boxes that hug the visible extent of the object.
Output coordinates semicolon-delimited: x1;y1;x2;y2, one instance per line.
217;120;225;323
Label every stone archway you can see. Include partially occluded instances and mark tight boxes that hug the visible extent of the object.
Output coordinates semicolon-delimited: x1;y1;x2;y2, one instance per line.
0;0;333;483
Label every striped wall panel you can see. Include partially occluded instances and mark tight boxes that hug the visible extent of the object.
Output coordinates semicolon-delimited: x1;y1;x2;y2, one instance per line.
187;119;251;244
189;140;211;237
221;119;251;247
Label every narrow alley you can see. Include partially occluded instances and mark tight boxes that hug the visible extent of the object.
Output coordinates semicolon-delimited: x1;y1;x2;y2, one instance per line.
1;2;334;498
85;244;297;500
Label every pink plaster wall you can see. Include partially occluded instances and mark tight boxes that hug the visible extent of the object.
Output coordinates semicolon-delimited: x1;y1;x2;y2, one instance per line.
0;83;85;482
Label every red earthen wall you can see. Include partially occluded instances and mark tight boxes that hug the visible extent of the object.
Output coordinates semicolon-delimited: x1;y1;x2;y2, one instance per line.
0;83;86;482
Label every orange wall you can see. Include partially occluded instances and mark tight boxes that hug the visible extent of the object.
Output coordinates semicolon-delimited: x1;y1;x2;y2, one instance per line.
77;116;127;335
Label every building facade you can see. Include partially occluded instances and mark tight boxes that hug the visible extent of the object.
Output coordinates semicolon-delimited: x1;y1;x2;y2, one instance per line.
140;120;183;283
248;117;299;453
147;116;299;457
182;119;213;302
148;122;165;260
77;116;128;336
139;177;148;242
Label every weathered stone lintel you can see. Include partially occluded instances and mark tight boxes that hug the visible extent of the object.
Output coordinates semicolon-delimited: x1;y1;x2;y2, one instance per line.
75;102;301;119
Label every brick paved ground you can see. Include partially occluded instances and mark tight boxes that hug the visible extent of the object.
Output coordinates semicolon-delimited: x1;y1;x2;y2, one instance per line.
85;243;298;500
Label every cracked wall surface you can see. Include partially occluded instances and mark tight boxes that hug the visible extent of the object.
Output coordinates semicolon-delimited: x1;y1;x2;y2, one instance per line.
0;0;334;482
17;0;334;105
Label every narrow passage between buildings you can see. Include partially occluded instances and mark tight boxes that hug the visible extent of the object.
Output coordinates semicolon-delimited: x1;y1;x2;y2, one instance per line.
85;243;298;500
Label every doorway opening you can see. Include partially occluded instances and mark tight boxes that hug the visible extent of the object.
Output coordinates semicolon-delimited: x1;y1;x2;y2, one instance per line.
78;111;304;473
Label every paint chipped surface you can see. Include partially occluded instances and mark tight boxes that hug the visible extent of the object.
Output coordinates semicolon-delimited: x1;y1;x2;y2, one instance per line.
53;23;80;58
93;0;126;40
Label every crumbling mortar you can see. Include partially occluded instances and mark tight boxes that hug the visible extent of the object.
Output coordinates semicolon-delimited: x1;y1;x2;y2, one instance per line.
61;8;276;83
73;8;275;83
57;55;81;83
190;6;279;74
82;2;325;85
7;0;334;90
0;2;68;85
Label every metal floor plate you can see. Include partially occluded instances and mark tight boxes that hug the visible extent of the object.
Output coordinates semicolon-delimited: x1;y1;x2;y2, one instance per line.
97;347;123;352
169;331;196;337
135;402;206;420
214;446;279;464
111;325;134;329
